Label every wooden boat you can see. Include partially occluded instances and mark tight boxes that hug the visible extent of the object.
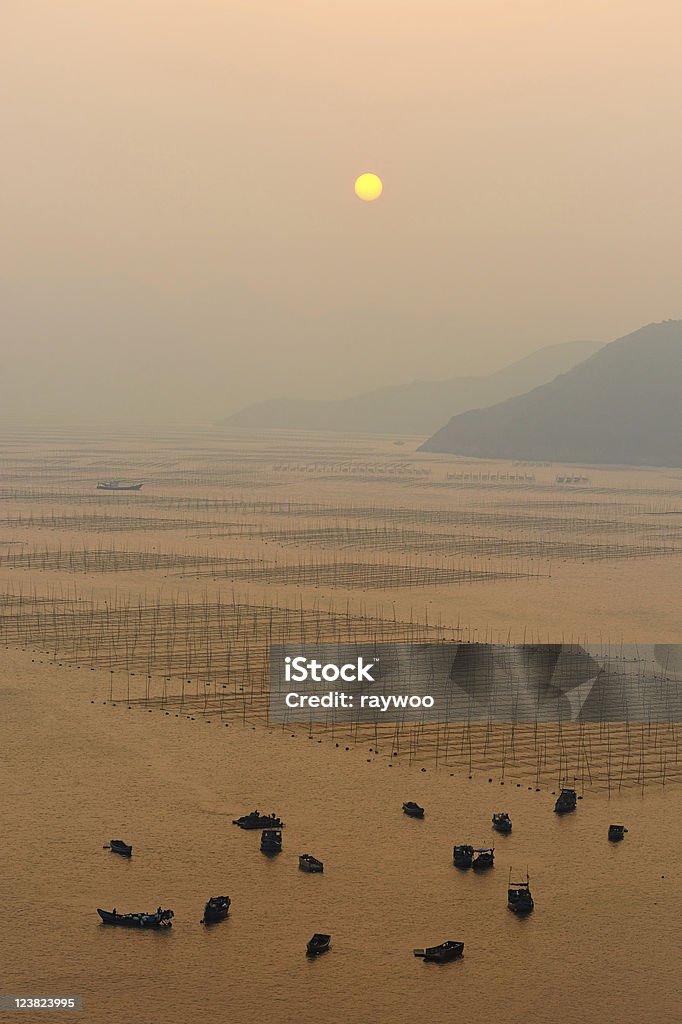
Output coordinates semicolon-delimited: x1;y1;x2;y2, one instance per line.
260;828;282;853
96;481;143;491
306;933;331;956
508;872;534;914
97;907;173;928
492;812;512;834
472;847;495;871
201;895;231;924
108;839;132;857
233;811;284;830
402;801;425;818
608;824;628;842
299;854;324;873
414;940;464;963
554;788;577;814
453;844;474;869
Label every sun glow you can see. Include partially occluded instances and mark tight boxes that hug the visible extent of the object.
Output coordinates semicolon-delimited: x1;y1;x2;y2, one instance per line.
354;173;383;201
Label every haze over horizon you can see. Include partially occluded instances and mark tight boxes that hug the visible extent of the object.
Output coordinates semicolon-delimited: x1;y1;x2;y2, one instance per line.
3;1;682;423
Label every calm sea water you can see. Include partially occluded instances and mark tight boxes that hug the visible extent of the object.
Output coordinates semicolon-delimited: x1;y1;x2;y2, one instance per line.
2;648;679;1024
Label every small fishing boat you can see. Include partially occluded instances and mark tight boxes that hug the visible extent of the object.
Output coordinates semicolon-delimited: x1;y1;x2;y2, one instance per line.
299;854;324;873
96;481;143;491
508;872;534;914
402;801;425;818
108;839;132;857
453;844;474;869
414;941;464;963
554;788;577;814
260;829;282;854
97;907;173;928
608;824;628;842
306;933;331;956
472;847;494;871
492;812;512;834
233;811;284;830
201;895;231;924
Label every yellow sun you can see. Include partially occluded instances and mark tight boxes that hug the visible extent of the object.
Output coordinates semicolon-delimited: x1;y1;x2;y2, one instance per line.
354;172;383;201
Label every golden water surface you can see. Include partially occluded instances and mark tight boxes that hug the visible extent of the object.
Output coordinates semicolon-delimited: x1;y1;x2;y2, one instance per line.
2;429;681;1023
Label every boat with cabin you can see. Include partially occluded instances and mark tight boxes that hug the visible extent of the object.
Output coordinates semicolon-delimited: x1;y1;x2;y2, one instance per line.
402;801;425;818
492;812;512;834
453;844;474;869
96;481;143;491
608;824;628;842
507;872;534;914
414;941;464;963
201;896;231;923
554;788;577;814
260;829;282;854
299;854;324;873
472;847;495;871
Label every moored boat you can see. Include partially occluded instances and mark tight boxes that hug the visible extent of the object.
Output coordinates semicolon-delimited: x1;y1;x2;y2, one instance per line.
260;828;282;854
554;788;577;814
608;824;628;842
201;895;231;924
233;811;284;830
472;847;494;871
299;854;324;873
306;933;331;956
96;481;143;491
414;940;464;963
97;907;173;928
402;801;425;818
453;844;474;869
508;872;534;914
492;812;512;834
108;839;132;857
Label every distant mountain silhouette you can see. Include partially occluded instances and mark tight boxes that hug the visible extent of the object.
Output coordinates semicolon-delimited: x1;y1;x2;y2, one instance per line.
222;341;600;435
420;321;682;467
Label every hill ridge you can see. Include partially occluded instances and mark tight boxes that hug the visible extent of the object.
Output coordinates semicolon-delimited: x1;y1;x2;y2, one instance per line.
222;340;601;435
419;320;682;468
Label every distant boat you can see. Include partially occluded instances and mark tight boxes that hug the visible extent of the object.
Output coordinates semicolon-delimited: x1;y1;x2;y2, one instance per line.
233;811;284;830
299;854;324;873
508;872;534;914
472;847;494;871
96;480;143;491
260;829;282;854
414;940;464;963
554;788;577;814
306;933;331;956
608;824;628;842
492;812;512;834
108;839;132;857
201;895;231;924
97;908;173;928
402;801;425;818
453;844;474;869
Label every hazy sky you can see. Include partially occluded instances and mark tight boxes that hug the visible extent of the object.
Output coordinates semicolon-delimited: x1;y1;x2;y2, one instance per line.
3;1;682;422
